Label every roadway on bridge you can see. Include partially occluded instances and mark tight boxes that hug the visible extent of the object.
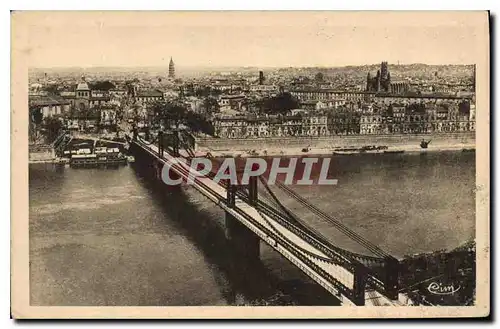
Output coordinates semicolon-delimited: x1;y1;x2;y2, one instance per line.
134;138;409;306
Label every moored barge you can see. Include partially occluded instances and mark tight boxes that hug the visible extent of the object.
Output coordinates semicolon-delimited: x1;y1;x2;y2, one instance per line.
69;147;128;168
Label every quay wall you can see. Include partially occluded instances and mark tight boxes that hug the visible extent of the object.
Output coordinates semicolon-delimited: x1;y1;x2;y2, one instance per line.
29;145;55;161
195;132;475;151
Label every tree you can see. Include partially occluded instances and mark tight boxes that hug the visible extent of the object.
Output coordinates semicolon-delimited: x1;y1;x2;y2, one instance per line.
42;84;59;96
459;101;471;116
41;116;63;143
131;104;143;121
195;86;210;98
314;72;325;83
31;107;43;125
90;81;116;91
148;99;217;136
185;111;215;136
407;103;426;114
203;97;220;116
29;107;43;143
262;92;300;114
150;101;187;129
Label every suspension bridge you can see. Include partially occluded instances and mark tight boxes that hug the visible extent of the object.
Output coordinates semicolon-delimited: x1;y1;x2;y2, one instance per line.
127;129;414;306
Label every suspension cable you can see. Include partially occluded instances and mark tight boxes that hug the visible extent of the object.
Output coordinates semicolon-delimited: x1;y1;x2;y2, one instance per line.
179;143;390;260
157;134;391;260
270;178;392;259
257;183;386;265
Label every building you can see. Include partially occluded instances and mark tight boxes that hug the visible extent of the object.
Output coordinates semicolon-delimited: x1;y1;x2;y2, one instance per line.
135;90;164;104
391;105;406;133
218;95;246;111
29;95;71;119
360;114;385;135
89;90;112;109
301;114;328;136
74;79;91;111
389;81;410;94
249;84;278;93
469;104;476;131
365;62;411;94
300;100;319;111
259;71;265;85
290;89;375;103
269;115;303;137
169;57;175;79
373;93;473;106
109;89;127;98
366;61;391;92
99;105;118;127
184;96;204;113
327;110;361;135
212;116;249;138
212;113;329;138
59;77;113;111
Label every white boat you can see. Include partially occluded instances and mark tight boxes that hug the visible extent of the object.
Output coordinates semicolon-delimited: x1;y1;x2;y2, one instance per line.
55;157;70;165
127;156;135;163
76;148;92;155
361;149;385;154
95;147;108;155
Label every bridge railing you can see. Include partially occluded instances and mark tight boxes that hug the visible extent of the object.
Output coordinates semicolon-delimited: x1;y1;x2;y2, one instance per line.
134;138;364;303
256;196;397;299
173;138;400;300
132;137;401;303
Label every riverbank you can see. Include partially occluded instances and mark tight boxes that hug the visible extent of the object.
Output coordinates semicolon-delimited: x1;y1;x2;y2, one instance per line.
29;144;57;164
400;240;475;306
194;133;475;158
194;143;475;158
29;158;66;165
28;135;130;166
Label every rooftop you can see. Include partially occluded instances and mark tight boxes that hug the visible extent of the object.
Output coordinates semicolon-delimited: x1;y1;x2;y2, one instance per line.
136;90;164;97
29;95;70;107
76;82;90;91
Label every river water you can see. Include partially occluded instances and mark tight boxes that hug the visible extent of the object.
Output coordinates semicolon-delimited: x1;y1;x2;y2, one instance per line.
29;151;475;306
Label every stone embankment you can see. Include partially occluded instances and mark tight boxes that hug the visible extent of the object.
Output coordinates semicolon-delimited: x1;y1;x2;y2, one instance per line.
194;132;475;157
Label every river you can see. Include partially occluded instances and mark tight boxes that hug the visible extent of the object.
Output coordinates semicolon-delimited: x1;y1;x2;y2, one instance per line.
29;151;475;306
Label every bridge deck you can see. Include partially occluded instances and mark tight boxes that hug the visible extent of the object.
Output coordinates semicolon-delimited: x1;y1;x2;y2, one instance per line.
135;139;407;306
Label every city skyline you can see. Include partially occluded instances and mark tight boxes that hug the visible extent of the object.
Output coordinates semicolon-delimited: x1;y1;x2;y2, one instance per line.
16;11;485;69
29;62;476;71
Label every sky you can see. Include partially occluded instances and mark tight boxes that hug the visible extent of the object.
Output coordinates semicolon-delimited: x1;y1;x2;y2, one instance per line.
13;11;488;68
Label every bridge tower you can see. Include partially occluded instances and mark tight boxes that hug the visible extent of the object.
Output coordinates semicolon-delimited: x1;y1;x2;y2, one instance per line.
172;129;180;157
157;130;164;158
353;263;368;306
132;125;138;141
224;175;260;263
384;256;400;300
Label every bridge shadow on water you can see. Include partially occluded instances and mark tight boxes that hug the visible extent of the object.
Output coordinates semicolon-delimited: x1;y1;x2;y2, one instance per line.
129;162;341;306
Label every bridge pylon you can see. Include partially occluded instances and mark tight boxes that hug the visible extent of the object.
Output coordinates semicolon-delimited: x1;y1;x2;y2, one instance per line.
353;263;367;306
172;129;180;157
132;126;138;141
384;256;400;300
248;176;258;205
158;130;164;158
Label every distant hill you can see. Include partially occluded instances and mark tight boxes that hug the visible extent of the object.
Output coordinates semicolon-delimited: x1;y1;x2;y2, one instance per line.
29;63;475;81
